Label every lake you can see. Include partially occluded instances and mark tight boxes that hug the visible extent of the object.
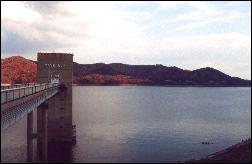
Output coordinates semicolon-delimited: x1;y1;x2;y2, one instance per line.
1;86;251;163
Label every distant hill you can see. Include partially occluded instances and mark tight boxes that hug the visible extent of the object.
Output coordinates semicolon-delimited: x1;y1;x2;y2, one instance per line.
1;56;251;86
1;56;37;84
73;62;251;86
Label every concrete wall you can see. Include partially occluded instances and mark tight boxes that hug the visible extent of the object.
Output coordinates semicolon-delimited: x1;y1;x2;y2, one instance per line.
37;53;73;142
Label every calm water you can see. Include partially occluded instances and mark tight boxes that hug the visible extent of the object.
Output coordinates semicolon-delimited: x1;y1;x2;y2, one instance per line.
1;86;251;163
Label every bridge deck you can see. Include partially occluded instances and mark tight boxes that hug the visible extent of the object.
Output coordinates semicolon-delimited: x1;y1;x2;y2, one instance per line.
1;83;59;131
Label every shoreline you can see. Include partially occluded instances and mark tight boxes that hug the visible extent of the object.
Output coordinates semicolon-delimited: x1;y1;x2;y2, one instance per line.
182;138;251;163
72;84;251;87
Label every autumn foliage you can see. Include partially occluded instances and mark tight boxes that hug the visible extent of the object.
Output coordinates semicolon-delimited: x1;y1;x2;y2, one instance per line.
73;74;152;85
1;56;250;86
1;56;37;84
1;56;149;85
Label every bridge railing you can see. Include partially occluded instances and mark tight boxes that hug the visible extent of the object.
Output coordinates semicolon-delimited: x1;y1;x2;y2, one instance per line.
1;83;35;90
1;83;59;104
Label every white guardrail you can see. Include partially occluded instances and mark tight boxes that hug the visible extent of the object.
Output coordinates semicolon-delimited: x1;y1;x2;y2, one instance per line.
1;83;59;104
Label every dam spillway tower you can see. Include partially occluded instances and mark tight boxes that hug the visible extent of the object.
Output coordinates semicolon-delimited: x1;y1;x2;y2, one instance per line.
37;53;75;144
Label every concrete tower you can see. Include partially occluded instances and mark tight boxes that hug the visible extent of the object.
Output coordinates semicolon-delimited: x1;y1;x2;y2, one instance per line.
37;53;74;143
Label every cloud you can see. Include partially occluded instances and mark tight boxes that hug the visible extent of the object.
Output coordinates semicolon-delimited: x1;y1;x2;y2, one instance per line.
1;17;84;54
1;1;251;79
21;1;74;19
155;1;183;9
1;1;41;23
1;1;88;56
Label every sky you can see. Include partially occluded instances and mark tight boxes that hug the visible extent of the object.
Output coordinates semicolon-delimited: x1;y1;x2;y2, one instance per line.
1;1;251;79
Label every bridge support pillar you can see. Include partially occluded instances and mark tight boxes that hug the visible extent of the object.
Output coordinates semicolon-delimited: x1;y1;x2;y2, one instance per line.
37;102;48;162
27;111;33;163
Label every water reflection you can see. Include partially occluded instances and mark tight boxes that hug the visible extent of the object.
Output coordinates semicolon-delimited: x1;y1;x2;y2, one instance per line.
48;142;73;163
72;86;251;163
1;86;251;163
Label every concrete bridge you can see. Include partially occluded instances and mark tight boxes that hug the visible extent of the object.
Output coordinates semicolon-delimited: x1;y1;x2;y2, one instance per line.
1;53;76;162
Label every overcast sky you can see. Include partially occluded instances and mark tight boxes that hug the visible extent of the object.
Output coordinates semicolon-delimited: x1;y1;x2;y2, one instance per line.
1;1;251;79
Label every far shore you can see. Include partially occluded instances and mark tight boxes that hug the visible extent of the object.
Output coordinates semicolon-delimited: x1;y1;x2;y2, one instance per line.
181;138;251;163
72;84;251;87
